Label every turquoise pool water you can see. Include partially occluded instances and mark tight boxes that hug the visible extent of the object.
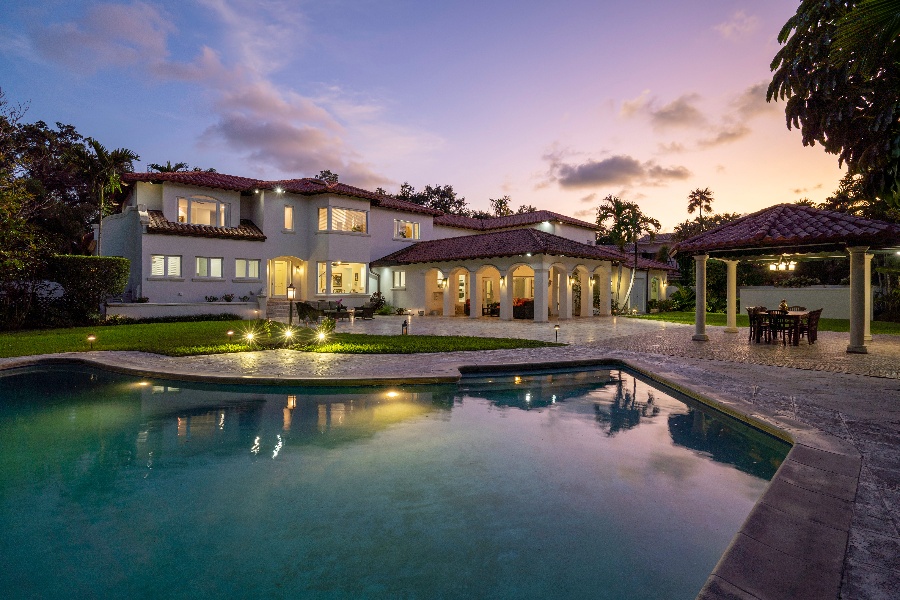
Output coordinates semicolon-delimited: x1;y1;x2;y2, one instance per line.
0;366;788;599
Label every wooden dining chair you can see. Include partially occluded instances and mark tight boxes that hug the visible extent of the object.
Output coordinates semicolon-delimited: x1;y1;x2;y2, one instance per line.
798;308;823;344
769;310;793;345
788;305;806;311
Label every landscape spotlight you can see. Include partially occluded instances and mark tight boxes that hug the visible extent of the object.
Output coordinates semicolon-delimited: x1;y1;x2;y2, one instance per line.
317;331;326;341
226;330;234;342
554;324;560;342
87;334;97;350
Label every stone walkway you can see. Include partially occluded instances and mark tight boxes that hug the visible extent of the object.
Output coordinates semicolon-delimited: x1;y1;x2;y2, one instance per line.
1;315;898;599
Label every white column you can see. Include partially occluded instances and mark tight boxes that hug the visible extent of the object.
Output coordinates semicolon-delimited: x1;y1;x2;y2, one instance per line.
324;261;332;295
442;275;454;316
693;254;709;341
864;252;873;341
723;259;739;333
533;267;549;323
580;271;593;317
468;269;481;319
598;264;611;316
559;271;572;320
847;246;868;353
548;269;559;316
500;270;514;320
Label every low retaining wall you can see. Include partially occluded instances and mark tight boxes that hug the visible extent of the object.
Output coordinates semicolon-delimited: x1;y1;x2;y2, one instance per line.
107;302;260;320
739;285;872;320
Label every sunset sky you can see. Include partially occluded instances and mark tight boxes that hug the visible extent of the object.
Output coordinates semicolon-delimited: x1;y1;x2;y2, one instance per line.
0;0;844;230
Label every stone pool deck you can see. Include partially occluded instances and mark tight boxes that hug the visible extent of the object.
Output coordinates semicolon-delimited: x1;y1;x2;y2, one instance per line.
1;315;898;599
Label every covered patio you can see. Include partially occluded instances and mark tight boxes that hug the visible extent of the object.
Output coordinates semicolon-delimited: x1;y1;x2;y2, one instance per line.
673;204;900;354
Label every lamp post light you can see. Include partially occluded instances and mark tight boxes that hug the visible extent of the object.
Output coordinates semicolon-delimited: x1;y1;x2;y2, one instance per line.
226;330;234;343
286;283;296;325
554;324;560;342
401;320;409;335
87;334;96;350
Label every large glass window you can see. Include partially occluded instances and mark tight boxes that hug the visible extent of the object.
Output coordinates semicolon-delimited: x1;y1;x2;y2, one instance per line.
331;208;367;233
177;196;227;226
196;257;223;278
235;259;260;279
392;270;406;289
151;255;181;277
393;220;420;239
284;205;294;230
317;262;367;294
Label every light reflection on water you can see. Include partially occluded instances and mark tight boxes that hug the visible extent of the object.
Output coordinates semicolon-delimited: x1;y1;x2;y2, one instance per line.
0;366;788;599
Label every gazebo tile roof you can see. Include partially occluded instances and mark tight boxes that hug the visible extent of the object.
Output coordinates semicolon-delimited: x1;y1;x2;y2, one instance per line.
146;210;266;241
674;204;900;254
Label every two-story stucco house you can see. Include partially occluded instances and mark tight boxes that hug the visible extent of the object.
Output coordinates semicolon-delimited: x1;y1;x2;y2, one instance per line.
101;171;673;321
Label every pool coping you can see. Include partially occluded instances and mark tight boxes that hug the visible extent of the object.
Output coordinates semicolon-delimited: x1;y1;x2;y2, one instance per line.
0;352;859;600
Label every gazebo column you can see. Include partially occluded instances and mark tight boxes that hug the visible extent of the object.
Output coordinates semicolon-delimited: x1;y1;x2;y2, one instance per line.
692;254;709;341
468;269;481;319
847;246;869;353
533;268;550;323
548;269;559;316
499;271;514;321
442;275;454;316
864;252;873;341
580;272;593;317
597;264;611;316
559;271;572;320
723;259;739;333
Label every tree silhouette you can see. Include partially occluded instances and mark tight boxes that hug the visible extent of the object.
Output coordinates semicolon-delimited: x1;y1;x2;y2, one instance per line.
148;161;189;173
686;188;714;229
316;169;340;183
595;195;660;308
489;195;513;216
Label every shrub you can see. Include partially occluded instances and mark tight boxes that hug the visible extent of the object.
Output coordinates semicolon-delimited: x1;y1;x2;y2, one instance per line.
375;303;394;316
773;276;821;288
239;295;250;302
222;293;235;302
647;299;659;311
205;296;219;302
134;296;149;303
668;284;696;311
657;299;674;312
47;255;130;325
369;292;386;311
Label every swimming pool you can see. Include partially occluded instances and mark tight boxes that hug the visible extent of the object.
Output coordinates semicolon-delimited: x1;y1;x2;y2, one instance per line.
0;366;788;599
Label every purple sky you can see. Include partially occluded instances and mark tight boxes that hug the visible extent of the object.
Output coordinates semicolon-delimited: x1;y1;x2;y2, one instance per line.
0;0;843;230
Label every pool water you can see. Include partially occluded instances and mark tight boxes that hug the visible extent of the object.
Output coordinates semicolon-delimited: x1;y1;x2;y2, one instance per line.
0;367;788;599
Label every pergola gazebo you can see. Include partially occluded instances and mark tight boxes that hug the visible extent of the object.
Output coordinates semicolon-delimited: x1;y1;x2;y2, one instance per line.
673;204;900;354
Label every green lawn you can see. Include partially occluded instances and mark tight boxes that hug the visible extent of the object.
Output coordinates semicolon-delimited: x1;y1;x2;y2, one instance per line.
0;320;560;358
629;311;900;335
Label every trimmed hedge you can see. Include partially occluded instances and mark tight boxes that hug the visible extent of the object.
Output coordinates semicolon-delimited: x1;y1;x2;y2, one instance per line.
48;255;130;323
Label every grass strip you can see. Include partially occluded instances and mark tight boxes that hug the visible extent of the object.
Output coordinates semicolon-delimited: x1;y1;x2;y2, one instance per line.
629;312;900;335
0;321;559;358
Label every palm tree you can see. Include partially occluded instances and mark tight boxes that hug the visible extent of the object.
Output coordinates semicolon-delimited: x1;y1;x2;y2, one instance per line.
830;0;900;77
148;161;190;173
595;195;660;309
71;139;139;255
687;188;714;229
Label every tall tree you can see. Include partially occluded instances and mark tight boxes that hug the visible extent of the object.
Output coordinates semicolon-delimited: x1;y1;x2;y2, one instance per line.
516;204;537;214
148;161;190;172
316;169;339;183
595;195;660;308
489;195;513;216
69;139;139;255
686;188;714;229
768;0;900;207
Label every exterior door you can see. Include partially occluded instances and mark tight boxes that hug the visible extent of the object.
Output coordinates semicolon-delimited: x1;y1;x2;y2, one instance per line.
273;260;287;297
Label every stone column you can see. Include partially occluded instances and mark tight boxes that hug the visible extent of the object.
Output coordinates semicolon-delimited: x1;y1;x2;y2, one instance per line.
847;246;868;353
548;268;559;316
693;254;709;341
580;272;593;317
533;268;550;323
559;271;572;319
500;270;514;320
598;264;611;316
468;269;481;319
442;274;454;316
723;259;739;333
864;252;873;341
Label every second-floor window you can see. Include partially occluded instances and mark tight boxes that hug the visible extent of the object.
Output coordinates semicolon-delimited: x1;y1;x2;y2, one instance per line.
394;220;420;239
284;205;294;230
178;196;227;226
328;207;367;233
196;257;223;278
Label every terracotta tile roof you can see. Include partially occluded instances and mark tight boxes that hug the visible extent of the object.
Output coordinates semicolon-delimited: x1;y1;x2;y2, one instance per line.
372;228;628;267
146;210;266;241
124;172;441;216
674;204;900;255
434;210;598;231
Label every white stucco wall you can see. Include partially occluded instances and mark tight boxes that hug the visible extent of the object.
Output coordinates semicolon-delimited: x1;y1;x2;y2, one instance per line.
100;205;146;298
739;286;872;320
107;302;258;320
369;207;435;261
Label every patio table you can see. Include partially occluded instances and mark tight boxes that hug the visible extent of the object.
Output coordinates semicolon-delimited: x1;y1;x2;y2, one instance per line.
766;310;810;346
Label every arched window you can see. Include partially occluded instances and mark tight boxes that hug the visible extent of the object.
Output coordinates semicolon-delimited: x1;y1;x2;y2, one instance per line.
177;195;228;226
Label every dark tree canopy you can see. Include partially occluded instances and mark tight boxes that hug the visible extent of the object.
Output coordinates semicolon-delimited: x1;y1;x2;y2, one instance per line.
395;182;470;215
316;169;339;183
768;0;900;207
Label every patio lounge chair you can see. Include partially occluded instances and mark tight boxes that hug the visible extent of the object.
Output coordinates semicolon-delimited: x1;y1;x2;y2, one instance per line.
353;303;375;319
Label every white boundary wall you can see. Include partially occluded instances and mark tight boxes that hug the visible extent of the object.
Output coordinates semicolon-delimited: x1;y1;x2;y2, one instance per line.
107;302;258;320
739;285;873;320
